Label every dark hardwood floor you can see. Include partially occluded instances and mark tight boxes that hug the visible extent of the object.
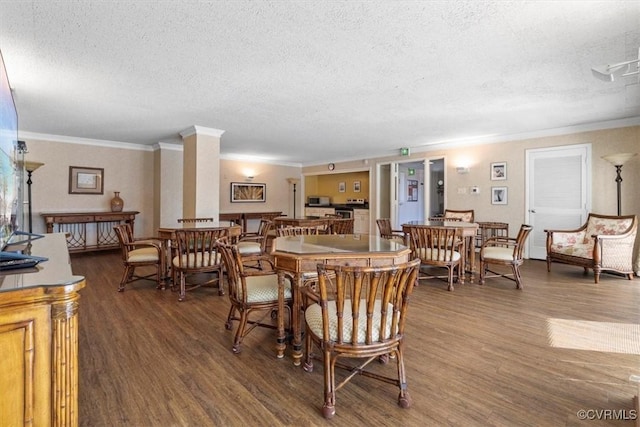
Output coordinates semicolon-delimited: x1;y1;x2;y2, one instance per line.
71;251;640;426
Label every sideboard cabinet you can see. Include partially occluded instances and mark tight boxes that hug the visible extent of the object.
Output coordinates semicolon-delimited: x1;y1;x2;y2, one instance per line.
41;211;139;253
0;233;86;426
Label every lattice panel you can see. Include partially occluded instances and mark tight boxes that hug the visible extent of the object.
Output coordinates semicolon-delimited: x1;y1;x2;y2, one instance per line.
97;221;120;248
57;223;87;251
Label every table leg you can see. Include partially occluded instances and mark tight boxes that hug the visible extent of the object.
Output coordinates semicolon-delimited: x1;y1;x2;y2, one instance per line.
276;270;303;365
467;235;476;283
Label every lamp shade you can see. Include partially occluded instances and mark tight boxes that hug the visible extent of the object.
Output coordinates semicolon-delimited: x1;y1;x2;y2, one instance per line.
24;161;45;172
602;152;637;166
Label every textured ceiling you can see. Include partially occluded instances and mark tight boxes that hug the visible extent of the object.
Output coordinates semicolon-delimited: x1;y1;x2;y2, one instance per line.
1;1;639;165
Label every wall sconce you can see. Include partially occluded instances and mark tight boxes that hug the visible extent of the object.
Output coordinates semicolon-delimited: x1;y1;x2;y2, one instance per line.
456;166;470;174
245;175;254;181
602;152;637;215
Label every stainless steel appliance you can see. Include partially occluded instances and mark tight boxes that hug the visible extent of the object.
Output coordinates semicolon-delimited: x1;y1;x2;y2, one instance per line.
307;196;331;206
335;208;353;219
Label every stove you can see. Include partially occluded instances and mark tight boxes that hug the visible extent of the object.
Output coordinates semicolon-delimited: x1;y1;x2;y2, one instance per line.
346;198;366;206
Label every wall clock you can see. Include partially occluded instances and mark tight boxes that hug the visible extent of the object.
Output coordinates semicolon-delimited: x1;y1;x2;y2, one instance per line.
328;163;335;171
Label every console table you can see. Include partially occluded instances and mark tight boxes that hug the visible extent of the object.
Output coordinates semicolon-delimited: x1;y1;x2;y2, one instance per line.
41;211;139;253
0;233;86;426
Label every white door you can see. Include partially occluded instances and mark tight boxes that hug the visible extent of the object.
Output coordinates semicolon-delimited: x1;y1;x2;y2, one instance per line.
526;144;591;259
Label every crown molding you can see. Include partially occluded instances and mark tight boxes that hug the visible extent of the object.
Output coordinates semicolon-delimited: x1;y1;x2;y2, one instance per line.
179;125;225;139
17;130;155;151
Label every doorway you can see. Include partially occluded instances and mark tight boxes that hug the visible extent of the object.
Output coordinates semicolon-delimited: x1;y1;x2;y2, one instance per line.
525;144;591;259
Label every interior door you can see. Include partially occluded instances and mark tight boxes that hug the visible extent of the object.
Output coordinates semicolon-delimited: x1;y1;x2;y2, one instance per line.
526;144;591;259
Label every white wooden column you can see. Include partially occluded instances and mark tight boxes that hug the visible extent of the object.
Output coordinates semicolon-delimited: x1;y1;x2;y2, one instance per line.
179;126;224;220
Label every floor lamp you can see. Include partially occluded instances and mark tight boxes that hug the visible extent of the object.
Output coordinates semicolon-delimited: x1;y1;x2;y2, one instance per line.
286;178;300;218
24;161;45;233
602;153;637;216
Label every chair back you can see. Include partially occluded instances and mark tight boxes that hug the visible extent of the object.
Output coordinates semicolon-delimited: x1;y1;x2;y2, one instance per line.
408;226;462;264
513;224;533;260
276;226;321;237
114;224;134;261
255;219;274;252
376;218;394;238
312;259;420;345
177;217;214;223
173;228;227;272
444;209;474;223
216;242;245;303
328;218;355;235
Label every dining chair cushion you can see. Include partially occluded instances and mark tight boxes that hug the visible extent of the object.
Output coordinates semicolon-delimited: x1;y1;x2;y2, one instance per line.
413;248;461;262
482;246;517;261
237;241;262;255
305;299;397;344
128;247;160;263
172;252;222;268
241;274;293;303
549;242;594;259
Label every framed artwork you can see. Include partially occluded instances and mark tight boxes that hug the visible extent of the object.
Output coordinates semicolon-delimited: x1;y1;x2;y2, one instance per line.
353;181;361;192
69;166;104;194
338;181;346;193
407;179;418;202
491;186;508;205
230;182;266;202
491;162;507;180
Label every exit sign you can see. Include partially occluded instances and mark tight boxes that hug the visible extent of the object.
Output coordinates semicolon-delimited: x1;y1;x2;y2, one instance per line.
400;147;410;156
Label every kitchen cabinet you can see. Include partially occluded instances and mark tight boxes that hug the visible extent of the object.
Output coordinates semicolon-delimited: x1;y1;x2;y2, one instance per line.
353;209;370;234
304;207;335;217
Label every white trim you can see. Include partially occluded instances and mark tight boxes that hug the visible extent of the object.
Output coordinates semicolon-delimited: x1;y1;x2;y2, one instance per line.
179;125;225;139
18;130;155;151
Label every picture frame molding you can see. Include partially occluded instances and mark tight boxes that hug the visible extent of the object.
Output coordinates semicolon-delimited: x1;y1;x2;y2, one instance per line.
491;186;508;205
490;161;507;181
69;166;104;195
230;182;266;203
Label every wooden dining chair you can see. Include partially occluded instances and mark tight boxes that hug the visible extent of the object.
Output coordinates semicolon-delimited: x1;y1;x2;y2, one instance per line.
327;218;355;234
407;225;463;291
480;224;532;289
114;224;164;292
172;228;228;301
276;226;321;237
376;218;405;243
443;209;474;223
216;242;293;354
177;217;214;223
303;258;421;419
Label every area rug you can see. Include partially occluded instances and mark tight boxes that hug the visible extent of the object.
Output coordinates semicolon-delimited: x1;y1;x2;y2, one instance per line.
546;318;640;355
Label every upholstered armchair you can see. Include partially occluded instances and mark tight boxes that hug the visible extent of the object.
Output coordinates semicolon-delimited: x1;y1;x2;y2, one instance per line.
545;213;637;283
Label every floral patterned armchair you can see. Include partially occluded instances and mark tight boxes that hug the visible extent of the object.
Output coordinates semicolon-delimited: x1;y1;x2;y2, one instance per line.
545;213;637;283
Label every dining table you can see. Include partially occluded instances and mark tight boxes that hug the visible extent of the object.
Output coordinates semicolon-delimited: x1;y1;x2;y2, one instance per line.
401;220;479;283
273;216;332;230
156;220;242;282
272;233;412;366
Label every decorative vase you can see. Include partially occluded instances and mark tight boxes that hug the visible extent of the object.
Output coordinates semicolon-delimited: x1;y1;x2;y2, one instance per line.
110;191;124;212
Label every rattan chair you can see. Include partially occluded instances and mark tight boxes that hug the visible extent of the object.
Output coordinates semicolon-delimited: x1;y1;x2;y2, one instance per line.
276;226;321;237
237;219;273;256
303;259;421;419
177;217;214;223
376;218;405;243
479;224;532;289
114;224;164;291
327;218;355;234
172;228;227;301
407;225;463;291
443;209;474;223
216;242;293;354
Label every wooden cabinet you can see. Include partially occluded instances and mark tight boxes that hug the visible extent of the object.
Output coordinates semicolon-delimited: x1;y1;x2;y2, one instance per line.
304;207;335;217
41;211;139;253
0;233;85;426
353;209;370;234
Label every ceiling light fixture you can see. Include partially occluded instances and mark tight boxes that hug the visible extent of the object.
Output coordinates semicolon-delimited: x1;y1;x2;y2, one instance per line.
591;47;640;82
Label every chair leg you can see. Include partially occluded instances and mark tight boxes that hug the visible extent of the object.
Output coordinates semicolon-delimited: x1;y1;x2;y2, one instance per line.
178;273;186;302
322;349;336;419
395;347;412;409
232;308;249;354
225;305;236;330
155;264;164;290
479;259;486;285
512;264;523;289
303;326;314;373
118;265;133;292
447;265;454;291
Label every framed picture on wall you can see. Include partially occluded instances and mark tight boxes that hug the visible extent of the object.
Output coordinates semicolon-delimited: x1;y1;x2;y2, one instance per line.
353;181;361;192
407;179;418;202
491;186;508;205
338;181;346;193
491;162;507;180
230;182;266;202
69;166;104;194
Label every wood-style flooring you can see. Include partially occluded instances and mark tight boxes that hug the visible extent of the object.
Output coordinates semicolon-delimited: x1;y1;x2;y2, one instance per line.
72;251;640;426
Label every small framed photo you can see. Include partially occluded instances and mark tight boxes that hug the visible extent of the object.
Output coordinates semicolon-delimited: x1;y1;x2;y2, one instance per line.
491;162;507;181
353;181;361;192
491;186;508;205
338;181;346;193
69;166;104;194
231;182;266;202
